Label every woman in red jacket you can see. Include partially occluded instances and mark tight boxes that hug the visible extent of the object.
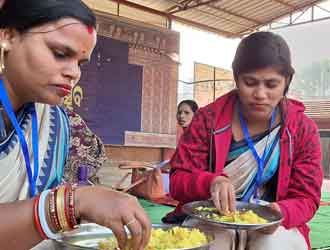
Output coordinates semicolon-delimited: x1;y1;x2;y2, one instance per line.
170;31;323;250
0;1;150;249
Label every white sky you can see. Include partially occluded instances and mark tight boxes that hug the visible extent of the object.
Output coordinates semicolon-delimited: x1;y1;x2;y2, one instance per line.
173;22;240;100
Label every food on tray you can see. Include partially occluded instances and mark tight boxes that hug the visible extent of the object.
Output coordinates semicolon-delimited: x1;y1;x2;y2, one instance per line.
195;206;268;224
99;226;208;250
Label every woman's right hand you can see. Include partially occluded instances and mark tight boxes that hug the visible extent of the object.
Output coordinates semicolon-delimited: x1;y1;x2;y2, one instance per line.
210;175;236;214
75;186;151;250
0;0;5;8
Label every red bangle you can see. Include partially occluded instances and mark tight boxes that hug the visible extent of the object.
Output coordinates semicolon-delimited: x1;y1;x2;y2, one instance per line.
68;185;79;227
33;195;48;240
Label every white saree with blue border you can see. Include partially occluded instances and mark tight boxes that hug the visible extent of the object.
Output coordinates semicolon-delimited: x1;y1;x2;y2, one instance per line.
223;125;281;202
0;103;70;202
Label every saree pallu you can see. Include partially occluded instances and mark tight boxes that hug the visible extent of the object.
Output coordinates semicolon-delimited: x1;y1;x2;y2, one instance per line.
223;126;281;202
0;103;69;202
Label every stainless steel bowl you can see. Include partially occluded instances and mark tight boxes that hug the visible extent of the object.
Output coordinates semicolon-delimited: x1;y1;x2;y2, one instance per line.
53;223;215;250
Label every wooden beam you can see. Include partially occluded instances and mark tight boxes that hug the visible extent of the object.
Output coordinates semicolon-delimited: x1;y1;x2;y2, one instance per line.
203;3;262;25
166;0;195;13
188;7;257;30
169;0;221;14
168;0;262;25
110;0;171;18
271;0;295;10
167;0;259;30
109;0;238;37
166;0;185;13
173;14;238;37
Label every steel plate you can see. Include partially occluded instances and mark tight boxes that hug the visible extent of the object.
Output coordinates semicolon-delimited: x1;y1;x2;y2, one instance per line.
182;200;282;230
53;223;215;250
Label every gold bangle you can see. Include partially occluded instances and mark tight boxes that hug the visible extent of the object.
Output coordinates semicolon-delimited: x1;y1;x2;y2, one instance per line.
48;189;61;232
56;186;70;232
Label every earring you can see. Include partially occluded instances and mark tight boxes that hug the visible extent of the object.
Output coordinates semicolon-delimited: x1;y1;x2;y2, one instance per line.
0;42;8;74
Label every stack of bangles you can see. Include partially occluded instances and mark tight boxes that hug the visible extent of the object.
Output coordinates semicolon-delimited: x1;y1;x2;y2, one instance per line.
33;184;80;240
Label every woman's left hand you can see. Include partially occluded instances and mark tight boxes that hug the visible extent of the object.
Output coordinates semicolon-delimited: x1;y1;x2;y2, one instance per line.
256;202;282;234
0;0;5;8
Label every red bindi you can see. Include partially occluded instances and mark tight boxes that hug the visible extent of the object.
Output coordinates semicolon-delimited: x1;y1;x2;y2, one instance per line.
87;26;94;34
87;26;93;34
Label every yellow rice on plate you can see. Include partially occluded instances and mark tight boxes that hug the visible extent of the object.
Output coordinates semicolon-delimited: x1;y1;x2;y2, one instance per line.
195;206;268;224
99;226;208;250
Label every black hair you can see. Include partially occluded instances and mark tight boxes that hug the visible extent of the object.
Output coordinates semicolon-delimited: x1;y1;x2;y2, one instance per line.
177;100;199;113
0;0;96;32
232;31;295;94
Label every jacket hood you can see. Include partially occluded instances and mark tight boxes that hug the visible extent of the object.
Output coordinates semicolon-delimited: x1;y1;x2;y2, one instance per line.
283;97;305;115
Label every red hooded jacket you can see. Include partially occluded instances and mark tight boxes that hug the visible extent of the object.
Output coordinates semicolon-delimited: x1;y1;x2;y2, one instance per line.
170;91;323;249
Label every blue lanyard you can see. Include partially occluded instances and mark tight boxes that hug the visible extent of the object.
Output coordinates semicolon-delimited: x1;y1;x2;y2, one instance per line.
239;105;276;199
0;79;39;197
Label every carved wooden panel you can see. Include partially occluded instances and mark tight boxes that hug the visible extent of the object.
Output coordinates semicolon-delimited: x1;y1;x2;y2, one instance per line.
96;12;180;136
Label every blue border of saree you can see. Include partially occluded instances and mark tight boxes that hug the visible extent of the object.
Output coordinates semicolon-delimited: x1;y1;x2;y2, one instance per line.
226;127;281;202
